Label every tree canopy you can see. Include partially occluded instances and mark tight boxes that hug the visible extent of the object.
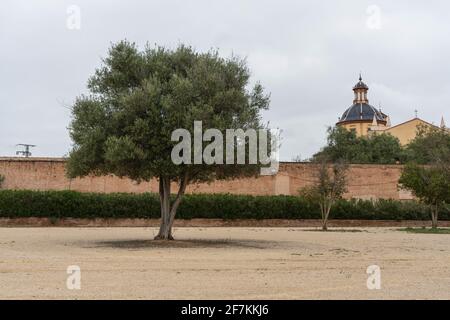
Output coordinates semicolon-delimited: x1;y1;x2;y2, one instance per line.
399;125;450;228
404;124;450;164
314;124;450;165
313;126;404;164
67;41;270;239
399;163;450;228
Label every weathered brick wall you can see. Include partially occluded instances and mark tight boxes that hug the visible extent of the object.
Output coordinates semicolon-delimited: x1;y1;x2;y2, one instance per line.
0;157;413;200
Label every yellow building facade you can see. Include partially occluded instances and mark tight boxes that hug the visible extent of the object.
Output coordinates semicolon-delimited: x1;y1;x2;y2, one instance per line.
382;118;435;146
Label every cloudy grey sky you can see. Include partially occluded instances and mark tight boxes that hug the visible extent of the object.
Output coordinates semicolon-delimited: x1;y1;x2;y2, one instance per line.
1;0;449;160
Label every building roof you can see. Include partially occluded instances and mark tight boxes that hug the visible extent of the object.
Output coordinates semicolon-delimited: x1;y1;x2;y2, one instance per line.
353;75;369;90
338;103;386;124
383;117;436;131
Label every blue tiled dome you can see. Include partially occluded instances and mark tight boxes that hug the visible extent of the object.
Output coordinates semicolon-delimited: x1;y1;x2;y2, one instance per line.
338;103;386;123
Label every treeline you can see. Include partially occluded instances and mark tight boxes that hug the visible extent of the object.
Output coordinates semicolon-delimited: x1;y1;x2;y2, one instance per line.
312;125;450;164
1;190;449;221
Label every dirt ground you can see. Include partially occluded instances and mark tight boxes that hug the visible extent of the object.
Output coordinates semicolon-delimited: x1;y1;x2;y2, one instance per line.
0;227;449;300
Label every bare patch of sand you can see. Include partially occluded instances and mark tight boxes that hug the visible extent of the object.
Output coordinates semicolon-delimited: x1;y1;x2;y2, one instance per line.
0;227;449;299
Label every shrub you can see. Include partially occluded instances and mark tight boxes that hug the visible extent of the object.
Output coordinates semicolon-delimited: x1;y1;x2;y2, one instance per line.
0;175;4;188
0;190;448;220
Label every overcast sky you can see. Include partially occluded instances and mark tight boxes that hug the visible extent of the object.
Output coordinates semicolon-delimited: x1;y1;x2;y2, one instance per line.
1;0;449;161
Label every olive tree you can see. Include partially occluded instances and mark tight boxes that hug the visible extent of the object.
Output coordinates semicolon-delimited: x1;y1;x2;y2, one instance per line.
67;41;270;240
299;161;348;231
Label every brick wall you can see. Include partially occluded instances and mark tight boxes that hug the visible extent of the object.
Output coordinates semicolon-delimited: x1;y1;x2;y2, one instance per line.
0;157;413;200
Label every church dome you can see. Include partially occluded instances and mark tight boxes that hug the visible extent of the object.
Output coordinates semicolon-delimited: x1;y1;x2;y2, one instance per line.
338;103;386;124
337;75;388;125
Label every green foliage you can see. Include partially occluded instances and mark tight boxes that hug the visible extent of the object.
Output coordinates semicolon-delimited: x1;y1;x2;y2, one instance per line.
0;190;160;218
0;175;4;188
399;162;450;228
67;41;270;183
315;124;450;165
404;125;450;164
399;163;450;207
368;133;405;164
1;190;449;221
313;126;404;164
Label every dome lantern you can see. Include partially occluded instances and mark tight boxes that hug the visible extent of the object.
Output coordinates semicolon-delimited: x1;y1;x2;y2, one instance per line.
353;74;369;104
336;75;389;137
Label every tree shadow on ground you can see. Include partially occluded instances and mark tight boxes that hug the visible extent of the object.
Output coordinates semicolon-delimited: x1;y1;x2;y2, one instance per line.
88;238;277;250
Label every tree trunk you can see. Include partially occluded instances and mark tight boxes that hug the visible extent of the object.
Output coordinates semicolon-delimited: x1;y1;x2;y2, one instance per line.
319;202;326;231
155;177;172;240
154;174;188;240
431;205;439;229
321;200;332;231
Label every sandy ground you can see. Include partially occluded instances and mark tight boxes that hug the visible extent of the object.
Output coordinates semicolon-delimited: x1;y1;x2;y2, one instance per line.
0;227;449;300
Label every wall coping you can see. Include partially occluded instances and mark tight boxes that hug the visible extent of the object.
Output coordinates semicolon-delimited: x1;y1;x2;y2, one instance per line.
0;157;404;168
0;157;67;162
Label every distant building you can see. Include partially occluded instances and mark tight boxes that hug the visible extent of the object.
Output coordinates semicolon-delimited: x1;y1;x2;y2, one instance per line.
337;75;446;145
381;118;440;145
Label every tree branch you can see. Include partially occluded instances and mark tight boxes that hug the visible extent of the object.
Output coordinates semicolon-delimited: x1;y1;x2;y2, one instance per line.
167;171;189;228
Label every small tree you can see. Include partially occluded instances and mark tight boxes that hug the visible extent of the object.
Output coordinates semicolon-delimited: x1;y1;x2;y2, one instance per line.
399;163;450;229
67;41;270;240
400;125;450;229
299;161;348;231
0;174;4;188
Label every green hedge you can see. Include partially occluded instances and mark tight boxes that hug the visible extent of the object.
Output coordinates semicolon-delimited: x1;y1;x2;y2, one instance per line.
0;190;449;220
